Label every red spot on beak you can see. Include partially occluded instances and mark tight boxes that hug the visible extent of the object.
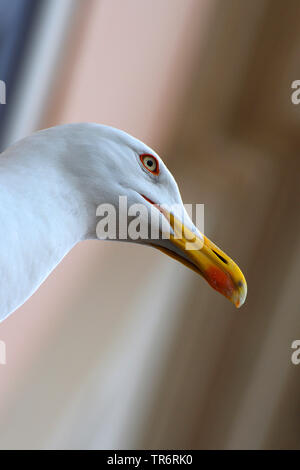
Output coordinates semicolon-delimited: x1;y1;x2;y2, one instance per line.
205;265;235;299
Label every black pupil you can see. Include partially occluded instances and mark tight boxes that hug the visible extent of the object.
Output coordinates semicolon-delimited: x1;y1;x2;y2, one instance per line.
147;159;154;167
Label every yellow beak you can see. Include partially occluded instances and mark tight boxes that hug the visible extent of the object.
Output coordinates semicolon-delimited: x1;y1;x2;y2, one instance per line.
154;210;247;308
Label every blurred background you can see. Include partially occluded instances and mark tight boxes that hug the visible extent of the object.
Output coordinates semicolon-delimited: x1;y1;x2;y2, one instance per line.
0;0;299;450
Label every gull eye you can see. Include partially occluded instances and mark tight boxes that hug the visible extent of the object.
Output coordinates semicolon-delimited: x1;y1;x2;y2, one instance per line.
140;154;159;175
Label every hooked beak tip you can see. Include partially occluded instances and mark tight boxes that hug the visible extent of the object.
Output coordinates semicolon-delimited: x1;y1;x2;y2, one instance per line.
204;264;247;308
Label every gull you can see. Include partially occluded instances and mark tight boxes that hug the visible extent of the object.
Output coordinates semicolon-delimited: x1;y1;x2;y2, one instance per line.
0;123;247;321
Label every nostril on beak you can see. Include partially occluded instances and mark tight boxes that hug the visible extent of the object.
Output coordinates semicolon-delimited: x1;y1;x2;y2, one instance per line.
212;249;228;264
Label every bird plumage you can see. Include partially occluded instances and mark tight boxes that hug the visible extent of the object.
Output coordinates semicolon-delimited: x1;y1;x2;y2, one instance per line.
0;123;182;320
0;122;247;321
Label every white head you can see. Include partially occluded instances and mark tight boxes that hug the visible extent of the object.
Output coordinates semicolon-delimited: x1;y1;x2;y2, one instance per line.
33;123;247;308
57;123;246;308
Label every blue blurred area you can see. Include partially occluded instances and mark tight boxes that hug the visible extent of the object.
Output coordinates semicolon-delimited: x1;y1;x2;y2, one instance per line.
0;0;43;147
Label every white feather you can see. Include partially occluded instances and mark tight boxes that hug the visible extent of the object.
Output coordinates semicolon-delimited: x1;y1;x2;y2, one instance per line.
0;123;194;321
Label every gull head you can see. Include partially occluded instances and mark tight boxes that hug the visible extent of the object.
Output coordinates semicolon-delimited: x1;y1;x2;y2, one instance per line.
76;124;247;308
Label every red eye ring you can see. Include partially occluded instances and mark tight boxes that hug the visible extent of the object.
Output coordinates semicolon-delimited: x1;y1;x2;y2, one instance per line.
139;154;159;175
